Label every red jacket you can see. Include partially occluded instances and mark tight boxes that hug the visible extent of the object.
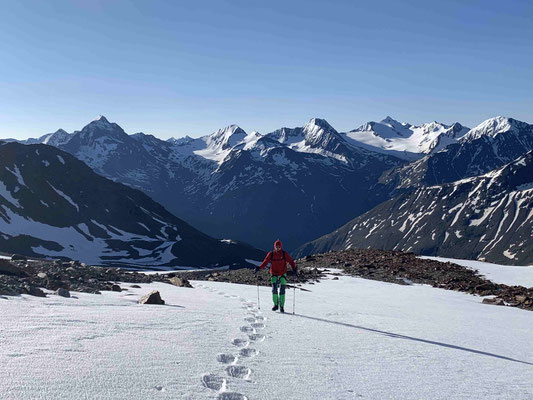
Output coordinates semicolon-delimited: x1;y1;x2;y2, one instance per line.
258;249;296;276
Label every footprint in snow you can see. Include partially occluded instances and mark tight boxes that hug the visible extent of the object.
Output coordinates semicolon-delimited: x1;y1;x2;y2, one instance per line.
217;353;237;364
255;316;265;321
251;323;265;329
244;317;256;323
154;385;165;392
226;365;251;379
231;338;249;348
240;326;255;333
248;334;265;342
201;374;226;391
239;348;258;358
217;393;248;400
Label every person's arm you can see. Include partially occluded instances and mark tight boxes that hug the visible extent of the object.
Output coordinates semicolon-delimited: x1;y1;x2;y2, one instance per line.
258;252;272;270
286;252;297;272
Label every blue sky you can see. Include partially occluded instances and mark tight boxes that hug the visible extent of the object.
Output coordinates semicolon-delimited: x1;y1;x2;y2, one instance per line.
1;0;532;139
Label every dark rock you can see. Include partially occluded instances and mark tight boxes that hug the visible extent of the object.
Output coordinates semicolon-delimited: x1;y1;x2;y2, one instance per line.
130;284;141;288
24;285;46;297
111;284;122;292
0;260;27;277
55;288;71;298
138;290;165;305
169;277;193;288
482;297;505;306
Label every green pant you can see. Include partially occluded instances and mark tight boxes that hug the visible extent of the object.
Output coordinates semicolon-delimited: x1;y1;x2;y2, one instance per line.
271;275;287;307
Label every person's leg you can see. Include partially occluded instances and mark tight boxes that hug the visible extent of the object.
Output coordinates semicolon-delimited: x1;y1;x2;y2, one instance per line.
279;276;287;308
271;276;279;307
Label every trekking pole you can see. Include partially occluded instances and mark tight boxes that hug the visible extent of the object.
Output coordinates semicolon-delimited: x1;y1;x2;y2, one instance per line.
293;284;296;314
257;280;261;310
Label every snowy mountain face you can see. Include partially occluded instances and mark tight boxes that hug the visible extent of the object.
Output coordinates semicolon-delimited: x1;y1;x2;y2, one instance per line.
13;116;404;251
343;117;469;160
297;150;533;265
379;117;533;192
0;142;264;266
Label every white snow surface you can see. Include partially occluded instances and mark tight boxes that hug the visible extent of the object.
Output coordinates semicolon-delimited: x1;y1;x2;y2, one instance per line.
420;256;533;287
1;276;531;400
344;117;469;158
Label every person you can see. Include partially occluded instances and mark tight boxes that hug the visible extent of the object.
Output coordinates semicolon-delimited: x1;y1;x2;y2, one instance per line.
255;239;298;313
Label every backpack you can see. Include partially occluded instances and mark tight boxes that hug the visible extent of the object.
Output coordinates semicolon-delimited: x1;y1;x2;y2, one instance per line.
270;250;286;262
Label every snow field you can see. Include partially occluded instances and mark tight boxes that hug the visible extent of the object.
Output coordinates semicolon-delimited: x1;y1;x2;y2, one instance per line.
1;274;532;399
419;256;533;287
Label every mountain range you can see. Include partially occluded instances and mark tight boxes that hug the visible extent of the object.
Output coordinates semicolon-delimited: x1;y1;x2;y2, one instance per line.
0;141;264;267
5;114;533;264
10;116;412;251
297;149;533;265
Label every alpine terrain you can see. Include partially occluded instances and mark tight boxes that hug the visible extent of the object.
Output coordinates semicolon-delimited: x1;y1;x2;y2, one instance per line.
297;150;533;265
11;116;412;251
0;141;264;267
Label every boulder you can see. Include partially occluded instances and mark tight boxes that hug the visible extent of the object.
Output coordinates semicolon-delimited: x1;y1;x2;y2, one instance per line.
0;260;27;277
138;290;165;305
55;288;71;298
515;295;528;303
130;284;141;289
111;284;122;292
37;272;47;279
24;285;46;297
0;286;20;296
482;297;505;306
169;277;193;288
10;254;27;261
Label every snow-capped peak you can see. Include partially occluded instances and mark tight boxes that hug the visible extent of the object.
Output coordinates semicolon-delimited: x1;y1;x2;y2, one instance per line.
192;125;247;163
42;129;71;146
207;125;247;150
93;115;110;123
304;118;337;134
302;118;338;144
461;116;521;141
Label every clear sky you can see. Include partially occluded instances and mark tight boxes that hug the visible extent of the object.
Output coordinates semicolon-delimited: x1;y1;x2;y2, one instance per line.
1;0;532;140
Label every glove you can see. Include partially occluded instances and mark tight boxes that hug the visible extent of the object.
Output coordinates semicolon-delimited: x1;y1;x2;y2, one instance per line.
254;267;259;274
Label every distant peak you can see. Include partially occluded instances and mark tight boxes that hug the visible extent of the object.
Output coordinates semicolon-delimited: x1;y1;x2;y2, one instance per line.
381;116;397;123
307;117;333;128
93;115;110;123
462;116;524;141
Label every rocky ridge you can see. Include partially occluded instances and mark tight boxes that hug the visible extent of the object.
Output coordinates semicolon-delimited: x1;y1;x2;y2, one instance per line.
0;256;192;298
177;249;533;311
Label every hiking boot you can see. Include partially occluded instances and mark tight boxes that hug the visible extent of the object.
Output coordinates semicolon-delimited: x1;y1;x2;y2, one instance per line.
280;306;285;313
272;304;279;311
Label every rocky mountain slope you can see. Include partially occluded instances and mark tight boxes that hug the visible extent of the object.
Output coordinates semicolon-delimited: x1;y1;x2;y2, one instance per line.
12;116;407;251
297;151;533;265
0;142;264;267
379;117;533;193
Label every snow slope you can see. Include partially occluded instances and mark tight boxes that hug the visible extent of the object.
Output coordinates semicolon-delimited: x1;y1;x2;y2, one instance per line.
1;275;531;399
420;256;533;287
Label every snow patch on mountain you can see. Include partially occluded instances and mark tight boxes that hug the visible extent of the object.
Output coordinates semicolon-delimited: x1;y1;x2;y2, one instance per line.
461;117;517;141
344;117;469;158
